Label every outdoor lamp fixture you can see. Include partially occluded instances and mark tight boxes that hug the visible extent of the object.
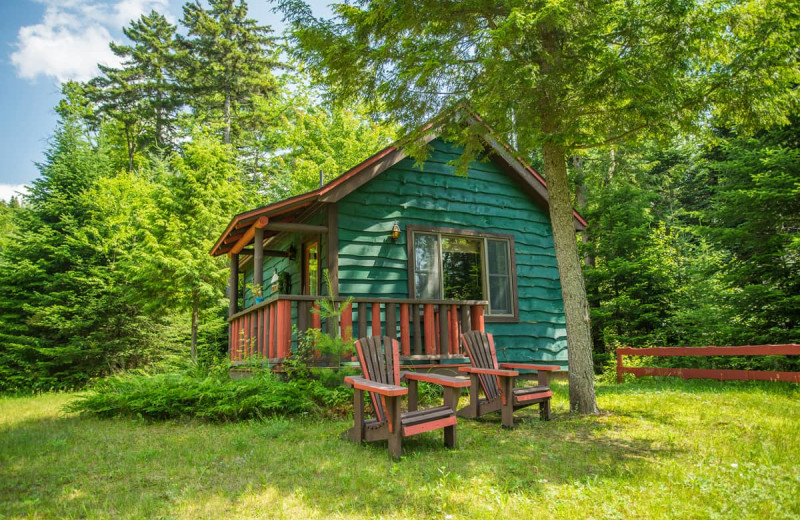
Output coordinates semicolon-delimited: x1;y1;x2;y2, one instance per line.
270;269;279;294
391;220;401;241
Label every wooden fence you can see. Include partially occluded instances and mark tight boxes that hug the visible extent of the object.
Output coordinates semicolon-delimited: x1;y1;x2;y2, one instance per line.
616;344;800;383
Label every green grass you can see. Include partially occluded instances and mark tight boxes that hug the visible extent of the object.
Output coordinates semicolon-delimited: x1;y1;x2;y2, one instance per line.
1;379;799;519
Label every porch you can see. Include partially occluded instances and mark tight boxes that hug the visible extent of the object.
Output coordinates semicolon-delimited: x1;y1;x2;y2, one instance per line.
228;295;487;366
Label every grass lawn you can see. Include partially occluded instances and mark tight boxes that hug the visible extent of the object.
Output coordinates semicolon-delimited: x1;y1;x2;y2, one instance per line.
1;379;799;519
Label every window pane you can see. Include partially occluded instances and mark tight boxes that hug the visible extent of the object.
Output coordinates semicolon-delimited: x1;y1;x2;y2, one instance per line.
487;239;512;314
489;275;512;314
487;239;508;275
414;234;440;299
442;237;483;300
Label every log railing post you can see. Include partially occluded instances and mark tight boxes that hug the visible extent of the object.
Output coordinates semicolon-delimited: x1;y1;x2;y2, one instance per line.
470;305;485;332
423;304;436;355
438;304;449;356
371;302;381;338
276;299;292;358
399;304;410;355
617;348;624;383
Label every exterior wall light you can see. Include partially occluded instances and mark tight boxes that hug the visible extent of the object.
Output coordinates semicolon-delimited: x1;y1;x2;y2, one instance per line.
270;269;280;294
391;221;401;241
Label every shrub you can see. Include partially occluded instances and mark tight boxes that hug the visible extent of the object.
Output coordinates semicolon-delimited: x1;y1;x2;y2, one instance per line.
65;366;352;422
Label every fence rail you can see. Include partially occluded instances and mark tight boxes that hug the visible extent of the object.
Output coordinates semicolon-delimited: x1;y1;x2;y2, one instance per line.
616;344;800;383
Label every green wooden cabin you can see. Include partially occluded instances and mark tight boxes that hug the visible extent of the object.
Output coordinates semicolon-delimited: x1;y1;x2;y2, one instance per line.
211;120;586;371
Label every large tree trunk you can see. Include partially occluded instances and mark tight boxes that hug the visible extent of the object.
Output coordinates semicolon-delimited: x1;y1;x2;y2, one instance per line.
542;141;600;414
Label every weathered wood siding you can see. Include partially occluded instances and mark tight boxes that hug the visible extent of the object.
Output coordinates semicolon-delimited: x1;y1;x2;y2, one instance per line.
337;138;567;365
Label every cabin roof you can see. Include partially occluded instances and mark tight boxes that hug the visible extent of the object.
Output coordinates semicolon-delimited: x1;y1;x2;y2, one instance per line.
210;113;588;257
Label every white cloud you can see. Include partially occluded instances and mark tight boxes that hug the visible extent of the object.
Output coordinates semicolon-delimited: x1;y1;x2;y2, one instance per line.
0;184;28;202
10;0;170;84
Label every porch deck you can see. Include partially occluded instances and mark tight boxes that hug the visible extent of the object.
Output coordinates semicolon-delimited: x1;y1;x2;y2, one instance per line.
228;295;487;366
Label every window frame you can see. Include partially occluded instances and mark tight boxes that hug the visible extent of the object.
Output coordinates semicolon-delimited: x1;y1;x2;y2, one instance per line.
406;225;519;322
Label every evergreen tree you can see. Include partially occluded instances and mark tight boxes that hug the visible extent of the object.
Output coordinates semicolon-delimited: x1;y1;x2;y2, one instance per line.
179;0;280;144
88;11;181;170
704;120;800;344
0;120;159;390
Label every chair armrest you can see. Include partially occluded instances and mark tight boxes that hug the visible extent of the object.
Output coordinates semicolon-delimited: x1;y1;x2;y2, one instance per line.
402;371;471;388
344;376;408;397
459;367;519;377
500;363;559;372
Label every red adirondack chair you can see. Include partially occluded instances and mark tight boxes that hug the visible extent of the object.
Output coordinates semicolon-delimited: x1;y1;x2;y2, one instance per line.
458;330;557;428
344;336;470;458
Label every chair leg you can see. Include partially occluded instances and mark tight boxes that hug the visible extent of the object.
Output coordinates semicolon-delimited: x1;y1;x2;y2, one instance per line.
540;399;551;421
457;376;480;418
501;401;514;429
348;388;365;443
499;376;515;429
386;396;402;459
444;424;456;449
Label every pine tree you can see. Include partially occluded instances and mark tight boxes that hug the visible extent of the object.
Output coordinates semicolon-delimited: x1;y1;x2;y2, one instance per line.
178;0;280;145
704;120;800;343
88;11;181;170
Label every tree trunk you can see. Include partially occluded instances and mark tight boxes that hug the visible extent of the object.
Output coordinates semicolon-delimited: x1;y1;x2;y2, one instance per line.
191;290;199;361
542;141;600;414
223;94;231;144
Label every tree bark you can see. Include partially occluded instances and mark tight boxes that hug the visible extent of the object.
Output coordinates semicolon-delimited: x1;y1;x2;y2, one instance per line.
223;94;231;144
542;141;600;414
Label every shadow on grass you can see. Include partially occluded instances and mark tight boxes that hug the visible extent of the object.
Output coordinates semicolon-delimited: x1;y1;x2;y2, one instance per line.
0;399;672;519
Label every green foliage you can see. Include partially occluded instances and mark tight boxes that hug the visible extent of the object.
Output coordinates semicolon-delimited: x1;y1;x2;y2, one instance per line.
178;0;280;145
702;121;800;344
263;77;398;198
65;364;352;422
88;10;181;167
0;120;169;392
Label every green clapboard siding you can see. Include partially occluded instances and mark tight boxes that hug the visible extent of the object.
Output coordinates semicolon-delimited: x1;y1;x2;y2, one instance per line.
336;138;567;365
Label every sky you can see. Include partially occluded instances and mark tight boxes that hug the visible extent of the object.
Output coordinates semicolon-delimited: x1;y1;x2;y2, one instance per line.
0;0;331;202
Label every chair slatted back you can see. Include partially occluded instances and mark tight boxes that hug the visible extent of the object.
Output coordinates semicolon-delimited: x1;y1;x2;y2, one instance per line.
460;331;502;401
354;336;401;423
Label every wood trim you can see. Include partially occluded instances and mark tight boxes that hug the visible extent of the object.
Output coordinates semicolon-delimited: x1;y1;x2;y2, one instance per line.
402;416;457;437
266;222;328;234
229;216;269;255
617;344;800;357
515;390;553;403
500;363;560;371
402;372;470;388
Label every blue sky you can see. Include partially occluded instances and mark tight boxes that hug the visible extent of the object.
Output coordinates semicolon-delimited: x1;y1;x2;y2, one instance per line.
0;0;330;201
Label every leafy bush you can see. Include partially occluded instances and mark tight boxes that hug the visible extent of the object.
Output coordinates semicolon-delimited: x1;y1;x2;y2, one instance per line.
65;367;352;422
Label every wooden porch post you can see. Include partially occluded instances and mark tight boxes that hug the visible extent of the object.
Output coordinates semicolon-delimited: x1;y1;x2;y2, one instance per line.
229;253;239;318
326;203;339;336
253;228;264;289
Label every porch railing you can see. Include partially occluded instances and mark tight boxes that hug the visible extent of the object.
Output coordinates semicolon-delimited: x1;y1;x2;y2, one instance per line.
228;295;488;364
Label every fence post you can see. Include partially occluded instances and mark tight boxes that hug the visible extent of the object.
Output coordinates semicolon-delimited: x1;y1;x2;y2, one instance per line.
616;348;623;384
